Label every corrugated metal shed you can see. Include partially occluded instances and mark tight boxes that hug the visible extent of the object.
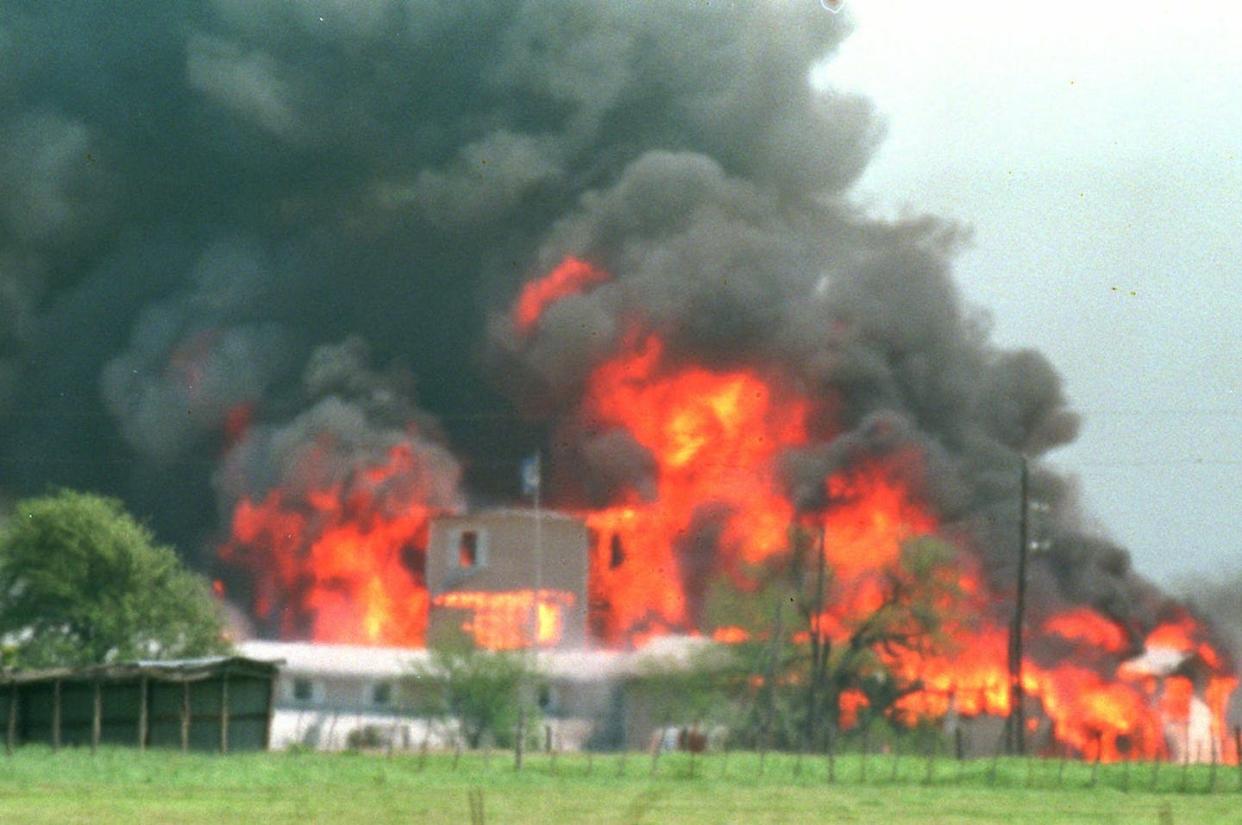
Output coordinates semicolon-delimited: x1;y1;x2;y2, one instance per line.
0;656;281;753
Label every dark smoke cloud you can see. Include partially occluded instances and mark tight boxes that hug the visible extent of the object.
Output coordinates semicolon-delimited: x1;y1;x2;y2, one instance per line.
215;336;462;514
0;0;1185;648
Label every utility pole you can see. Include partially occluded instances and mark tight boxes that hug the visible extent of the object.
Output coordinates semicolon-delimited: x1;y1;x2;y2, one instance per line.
1006;455;1029;755
805;522;828;747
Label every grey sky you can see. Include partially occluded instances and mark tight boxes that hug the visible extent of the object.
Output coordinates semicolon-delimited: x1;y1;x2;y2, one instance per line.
819;0;1242;584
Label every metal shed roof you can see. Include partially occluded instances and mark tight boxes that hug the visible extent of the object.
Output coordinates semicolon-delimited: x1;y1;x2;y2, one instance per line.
0;655;282;685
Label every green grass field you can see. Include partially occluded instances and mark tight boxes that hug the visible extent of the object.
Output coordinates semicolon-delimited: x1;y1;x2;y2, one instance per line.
0;748;1236;824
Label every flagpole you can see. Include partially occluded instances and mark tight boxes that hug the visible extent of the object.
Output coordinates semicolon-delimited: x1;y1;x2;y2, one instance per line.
517;451;543;771
533;450;543;654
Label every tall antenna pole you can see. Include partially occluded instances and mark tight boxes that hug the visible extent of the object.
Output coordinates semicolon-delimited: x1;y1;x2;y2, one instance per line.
1007;455;1030;754
517;450;543;770
533;450;543;652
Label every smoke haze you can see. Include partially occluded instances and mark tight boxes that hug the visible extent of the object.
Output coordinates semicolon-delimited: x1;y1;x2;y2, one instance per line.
0;1;1213;655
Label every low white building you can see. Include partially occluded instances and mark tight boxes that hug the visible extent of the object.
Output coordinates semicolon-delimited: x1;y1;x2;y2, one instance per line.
238;640;434;750
236;639;685;751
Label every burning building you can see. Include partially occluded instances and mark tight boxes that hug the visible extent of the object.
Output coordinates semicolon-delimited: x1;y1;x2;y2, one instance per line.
0;2;1235;763
426;509;589;651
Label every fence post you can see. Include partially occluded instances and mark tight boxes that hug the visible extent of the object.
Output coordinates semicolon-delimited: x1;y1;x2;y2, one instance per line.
219;674;230;755
861;727;870;784
988;732;1002;786
180;681;191;753
1210;733;1218;793
1234;726;1241;792
6;683;16;755
91;679;101;755
468;787;485;825
1179;723;1190;793
514;707;525;771
955;728;965;783
51;680;61;752
137;677;148;751
417;727;429;772
825;723;836;784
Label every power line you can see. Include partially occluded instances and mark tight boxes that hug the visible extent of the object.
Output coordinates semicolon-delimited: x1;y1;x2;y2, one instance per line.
1075;409;1242;417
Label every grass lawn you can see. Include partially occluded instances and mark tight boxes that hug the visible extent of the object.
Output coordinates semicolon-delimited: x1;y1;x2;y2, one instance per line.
0;748;1236;824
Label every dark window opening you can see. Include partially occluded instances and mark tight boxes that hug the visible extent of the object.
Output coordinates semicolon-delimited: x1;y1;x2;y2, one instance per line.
458;530;479;568
537;684;553;711
372;682;392;706
609;534;625;569
292;678;313;701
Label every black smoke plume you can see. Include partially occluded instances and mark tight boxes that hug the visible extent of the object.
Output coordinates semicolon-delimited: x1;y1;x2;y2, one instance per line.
0;1;1208;654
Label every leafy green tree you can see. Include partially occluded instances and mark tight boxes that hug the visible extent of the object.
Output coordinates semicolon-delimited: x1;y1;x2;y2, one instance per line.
407;644;539;749
629;642;738;733
701;531;964;748
804;536;964;738
0;490;228;667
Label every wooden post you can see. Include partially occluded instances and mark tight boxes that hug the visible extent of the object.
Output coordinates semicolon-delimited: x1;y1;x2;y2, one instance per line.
219;674;229;755
51;680;61;751
825;722;836;784
138;677;148;751
514;706;525;771
1234;726;1241;791
1180;722;1190;792
1210;733;1218;793
861;725;870;783
180;681;191;753
263;672;276;751
1006;456;1030;755
6;684;15;756
91;680;101;755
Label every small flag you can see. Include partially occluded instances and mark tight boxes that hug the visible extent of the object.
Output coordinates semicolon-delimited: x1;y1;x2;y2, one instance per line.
521;452;542;497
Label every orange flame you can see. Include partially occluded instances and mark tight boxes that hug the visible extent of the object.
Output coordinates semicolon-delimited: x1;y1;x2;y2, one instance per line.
220;442;442;645
512;256;610;335
581;333;808;643
432;589;575;650
820;456;937;576
1044;608;1128;653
